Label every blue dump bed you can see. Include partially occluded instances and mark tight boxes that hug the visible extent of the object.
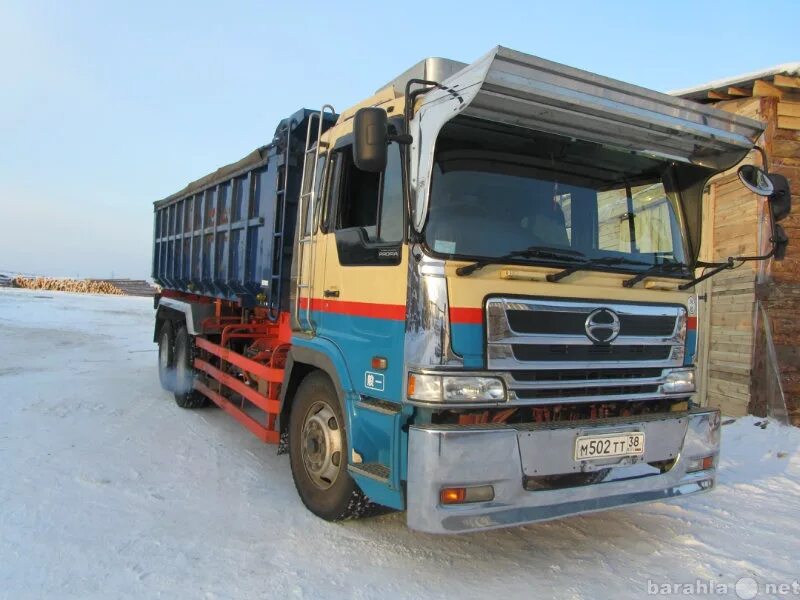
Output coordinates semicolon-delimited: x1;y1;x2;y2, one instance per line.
152;108;336;315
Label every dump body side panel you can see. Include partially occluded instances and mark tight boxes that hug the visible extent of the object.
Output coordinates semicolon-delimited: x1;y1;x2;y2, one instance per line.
152;109;336;310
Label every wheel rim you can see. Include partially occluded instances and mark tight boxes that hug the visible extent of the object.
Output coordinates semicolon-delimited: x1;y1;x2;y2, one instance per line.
174;339;191;394
301;400;343;490
159;331;170;371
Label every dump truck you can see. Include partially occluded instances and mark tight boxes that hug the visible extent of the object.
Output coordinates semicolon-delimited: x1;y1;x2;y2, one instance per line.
152;47;792;533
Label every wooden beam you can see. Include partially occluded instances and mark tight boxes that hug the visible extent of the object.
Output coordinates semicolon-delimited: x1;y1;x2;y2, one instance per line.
708;90;730;100
777;115;800;131
727;86;751;97
774;74;800;89
778;102;800;118
753;79;784;99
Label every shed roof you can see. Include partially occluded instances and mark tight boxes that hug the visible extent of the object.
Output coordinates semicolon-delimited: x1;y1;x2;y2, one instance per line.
670;63;800;102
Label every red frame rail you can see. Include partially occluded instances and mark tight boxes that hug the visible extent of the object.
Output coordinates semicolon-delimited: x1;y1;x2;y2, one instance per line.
192;336;283;444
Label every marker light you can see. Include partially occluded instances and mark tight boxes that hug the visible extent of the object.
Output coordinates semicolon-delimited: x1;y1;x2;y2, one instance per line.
686;455;716;473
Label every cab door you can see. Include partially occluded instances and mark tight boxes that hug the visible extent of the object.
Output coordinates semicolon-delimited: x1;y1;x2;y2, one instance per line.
316;142;407;403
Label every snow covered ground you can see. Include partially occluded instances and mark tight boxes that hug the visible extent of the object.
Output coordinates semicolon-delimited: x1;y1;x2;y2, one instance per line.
1;288;799;600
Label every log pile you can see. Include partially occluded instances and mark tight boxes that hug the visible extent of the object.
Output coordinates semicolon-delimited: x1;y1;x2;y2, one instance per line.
12;277;125;295
90;279;158;297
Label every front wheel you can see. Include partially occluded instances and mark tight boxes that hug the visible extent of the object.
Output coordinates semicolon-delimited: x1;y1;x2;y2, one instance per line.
173;325;209;409
288;372;374;521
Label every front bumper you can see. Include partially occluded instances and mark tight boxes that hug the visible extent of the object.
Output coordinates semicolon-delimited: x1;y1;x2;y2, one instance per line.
406;409;720;534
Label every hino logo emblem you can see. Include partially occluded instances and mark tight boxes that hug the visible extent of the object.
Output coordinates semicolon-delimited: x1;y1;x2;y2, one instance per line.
584;308;621;344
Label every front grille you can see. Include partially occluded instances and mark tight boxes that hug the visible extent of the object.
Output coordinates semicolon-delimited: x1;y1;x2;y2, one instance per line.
506;311;677;337
516;384;660;400
486;298;687;404
511;368;664;382
512;344;672;362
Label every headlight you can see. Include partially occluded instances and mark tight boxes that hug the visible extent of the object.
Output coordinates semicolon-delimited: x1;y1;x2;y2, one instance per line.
408;373;505;403
661;368;695;394
443;376;505;402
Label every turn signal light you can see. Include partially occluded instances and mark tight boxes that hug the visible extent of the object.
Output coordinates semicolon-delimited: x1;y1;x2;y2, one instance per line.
440;488;466;504
439;485;495;505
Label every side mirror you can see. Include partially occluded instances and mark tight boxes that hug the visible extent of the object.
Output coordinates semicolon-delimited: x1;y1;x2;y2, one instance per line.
766;173;792;222
773;224;789;260
767;173;792;261
353;107;388;173
738;164;774;196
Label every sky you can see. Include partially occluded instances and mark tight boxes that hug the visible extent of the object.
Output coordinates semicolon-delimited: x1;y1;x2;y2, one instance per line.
1;0;798;280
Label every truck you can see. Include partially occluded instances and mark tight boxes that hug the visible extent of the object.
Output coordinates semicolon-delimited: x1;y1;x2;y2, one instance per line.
152;46;792;533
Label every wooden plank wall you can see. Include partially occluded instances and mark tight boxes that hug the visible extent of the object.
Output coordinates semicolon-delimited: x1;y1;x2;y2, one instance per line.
699;98;763;416
697;84;800;422
755;91;800;424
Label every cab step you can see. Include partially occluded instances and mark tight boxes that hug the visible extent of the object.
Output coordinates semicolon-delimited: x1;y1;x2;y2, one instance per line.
348;462;390;483
356;397;402;415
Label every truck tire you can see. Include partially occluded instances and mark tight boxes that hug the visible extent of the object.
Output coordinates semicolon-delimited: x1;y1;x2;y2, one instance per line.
289;371;375;521
157;321;175;391
173;325;209;409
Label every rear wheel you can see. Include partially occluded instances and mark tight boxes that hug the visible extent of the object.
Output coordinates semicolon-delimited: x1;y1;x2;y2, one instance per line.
173;325;209;409
157;321;175;391
289;371;374;521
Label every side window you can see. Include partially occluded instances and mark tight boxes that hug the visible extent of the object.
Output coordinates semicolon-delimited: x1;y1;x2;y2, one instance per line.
303;154;326;236
321;152;341;232
335;144;403;243
379;146;403;242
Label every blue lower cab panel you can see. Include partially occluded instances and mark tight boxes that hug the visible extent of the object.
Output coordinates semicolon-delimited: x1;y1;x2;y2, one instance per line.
685;328;697;365
450;322;484;367
291;317;407;511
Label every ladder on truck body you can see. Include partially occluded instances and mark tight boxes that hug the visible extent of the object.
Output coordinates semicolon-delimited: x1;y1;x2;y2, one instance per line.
294;104;336;334
267;119;295;321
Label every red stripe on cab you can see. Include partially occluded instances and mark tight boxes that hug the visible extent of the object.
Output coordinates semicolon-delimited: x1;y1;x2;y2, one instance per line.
687;316;697;330
450;307;483;325
298;297;406;320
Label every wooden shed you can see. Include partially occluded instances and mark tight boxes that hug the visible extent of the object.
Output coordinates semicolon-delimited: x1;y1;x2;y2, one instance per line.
672;64;800;425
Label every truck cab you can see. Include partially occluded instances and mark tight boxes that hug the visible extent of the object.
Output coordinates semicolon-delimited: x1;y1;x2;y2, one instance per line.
288;48;771;532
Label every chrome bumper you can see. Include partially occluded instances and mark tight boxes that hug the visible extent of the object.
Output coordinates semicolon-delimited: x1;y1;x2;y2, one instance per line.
406;409;720;534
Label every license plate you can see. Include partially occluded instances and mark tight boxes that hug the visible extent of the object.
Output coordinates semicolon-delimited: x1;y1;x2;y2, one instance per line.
574;432;645;461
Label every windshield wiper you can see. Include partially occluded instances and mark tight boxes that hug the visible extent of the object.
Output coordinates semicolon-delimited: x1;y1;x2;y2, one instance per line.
622;261;691;288
546;256;652;283
455;246;585;277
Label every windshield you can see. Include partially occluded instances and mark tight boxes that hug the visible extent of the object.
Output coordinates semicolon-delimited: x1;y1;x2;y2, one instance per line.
424;119;688;270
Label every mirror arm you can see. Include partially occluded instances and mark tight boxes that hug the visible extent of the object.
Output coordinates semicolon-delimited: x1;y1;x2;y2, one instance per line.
753;145;769;172
679;213;781;290
388;133;413;145
679;258;736;290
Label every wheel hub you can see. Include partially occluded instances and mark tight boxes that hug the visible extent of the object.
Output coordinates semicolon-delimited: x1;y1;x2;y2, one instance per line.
301;401;342;490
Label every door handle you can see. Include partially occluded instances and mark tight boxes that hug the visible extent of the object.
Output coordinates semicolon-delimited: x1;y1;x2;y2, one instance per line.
323;289;340;298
